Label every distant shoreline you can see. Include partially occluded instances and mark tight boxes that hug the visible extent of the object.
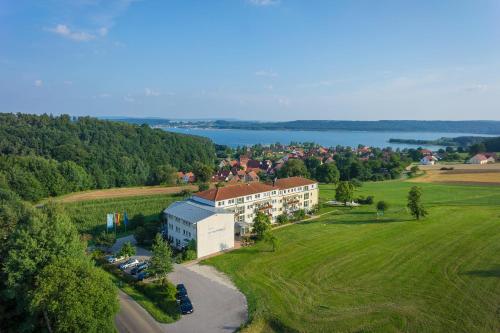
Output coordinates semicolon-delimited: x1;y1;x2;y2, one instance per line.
111;118;500;135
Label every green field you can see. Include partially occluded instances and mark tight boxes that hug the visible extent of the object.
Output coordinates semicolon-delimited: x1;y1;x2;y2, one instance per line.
205;181;500;333
62;194;179;235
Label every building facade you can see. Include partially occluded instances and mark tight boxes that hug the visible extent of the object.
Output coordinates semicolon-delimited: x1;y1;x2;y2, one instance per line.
163;200;234;258
191;177;319;226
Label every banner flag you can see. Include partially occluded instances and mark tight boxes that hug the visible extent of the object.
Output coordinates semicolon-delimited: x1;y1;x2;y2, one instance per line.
115;212;121;226
106;213;114;230
124;212;128;227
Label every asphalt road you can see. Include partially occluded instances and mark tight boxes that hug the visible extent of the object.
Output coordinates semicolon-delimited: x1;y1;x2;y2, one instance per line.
113;236;247;333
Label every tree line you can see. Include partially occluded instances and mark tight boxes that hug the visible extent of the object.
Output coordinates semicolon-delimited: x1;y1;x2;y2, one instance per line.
0;113;215;201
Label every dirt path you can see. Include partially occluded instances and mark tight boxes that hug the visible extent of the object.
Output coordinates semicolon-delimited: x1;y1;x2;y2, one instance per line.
51;185;199;203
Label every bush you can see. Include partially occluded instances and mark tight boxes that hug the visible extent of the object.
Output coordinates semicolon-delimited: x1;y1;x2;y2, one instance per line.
198;183;209;191
94;231;116;248
276;214;289;225
292;209;306;221
351;178;363;187
356;196;374;205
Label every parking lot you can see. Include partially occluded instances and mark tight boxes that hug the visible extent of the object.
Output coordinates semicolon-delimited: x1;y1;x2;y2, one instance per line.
112;236;248;333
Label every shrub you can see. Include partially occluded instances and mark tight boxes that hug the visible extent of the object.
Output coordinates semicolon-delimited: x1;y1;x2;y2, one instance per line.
276;214;289;225
356;196;374;205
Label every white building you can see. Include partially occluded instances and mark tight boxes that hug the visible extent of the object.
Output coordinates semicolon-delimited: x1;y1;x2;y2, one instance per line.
420;155;438;165
191;177;319;233
164;176;319;257
468;154;494;165
164;200;234;258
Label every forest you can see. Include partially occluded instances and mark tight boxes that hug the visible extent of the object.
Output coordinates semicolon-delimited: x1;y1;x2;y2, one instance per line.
0;113;215;201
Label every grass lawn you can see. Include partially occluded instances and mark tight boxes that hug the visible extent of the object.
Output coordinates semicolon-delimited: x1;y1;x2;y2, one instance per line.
62;193;181;235
204;181;500;333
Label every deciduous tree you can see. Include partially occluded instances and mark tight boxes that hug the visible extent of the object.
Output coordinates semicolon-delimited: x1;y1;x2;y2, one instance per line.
407;186;428;220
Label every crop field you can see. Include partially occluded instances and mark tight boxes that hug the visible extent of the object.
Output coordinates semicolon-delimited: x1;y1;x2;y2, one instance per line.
52;184;197;203
62;193;180;235
205;181;500;333
409;163;500;186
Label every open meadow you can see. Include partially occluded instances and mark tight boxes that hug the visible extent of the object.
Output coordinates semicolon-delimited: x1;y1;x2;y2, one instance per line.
204;181;500;333
409;163;500;186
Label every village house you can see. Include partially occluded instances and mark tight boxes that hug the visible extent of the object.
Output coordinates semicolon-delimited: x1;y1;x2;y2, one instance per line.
420;155;438;165
469;154;495;165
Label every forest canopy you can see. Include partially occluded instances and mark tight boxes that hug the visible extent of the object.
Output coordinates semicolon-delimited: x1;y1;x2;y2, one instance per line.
0;113;215;201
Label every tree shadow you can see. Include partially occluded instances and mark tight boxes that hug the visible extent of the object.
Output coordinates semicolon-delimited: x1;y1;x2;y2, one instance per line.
463;265;500;278
324;217;414;225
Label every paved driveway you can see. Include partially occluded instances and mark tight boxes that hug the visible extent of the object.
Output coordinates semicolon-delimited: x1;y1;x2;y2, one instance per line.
113;236;248;333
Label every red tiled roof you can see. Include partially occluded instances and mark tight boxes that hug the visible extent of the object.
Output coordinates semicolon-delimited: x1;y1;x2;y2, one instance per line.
194;182;275;201
193;176;317;201
472;154;487;161
274;177;317;190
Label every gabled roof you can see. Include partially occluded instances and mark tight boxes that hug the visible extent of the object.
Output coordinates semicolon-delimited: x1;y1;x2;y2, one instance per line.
471;154;488;161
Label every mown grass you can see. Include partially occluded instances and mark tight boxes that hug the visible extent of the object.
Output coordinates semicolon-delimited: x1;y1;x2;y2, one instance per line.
101;261;181;323
62;194;181;235
205;181;500;333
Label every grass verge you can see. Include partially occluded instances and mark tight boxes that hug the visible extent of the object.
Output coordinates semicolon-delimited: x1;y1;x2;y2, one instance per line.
99;259;180;323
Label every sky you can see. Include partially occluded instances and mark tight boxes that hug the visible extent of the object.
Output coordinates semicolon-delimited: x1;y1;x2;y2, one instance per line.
1;0;500;121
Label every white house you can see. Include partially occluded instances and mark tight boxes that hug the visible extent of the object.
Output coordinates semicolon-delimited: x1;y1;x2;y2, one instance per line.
164;200;234;258
420;155;438;165
468;154;494;165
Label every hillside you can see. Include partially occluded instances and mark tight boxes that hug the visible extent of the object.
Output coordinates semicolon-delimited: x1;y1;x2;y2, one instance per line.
205;181;500;332
0;113;215;201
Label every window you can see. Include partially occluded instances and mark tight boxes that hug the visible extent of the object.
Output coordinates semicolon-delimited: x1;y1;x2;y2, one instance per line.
272;191;277;195
304;185;309;191
246;196;252;200
228;199;235;204
237;197;244;204
255;194;261;199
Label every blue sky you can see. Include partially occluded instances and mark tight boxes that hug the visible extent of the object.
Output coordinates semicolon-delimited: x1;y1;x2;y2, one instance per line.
1;0;500;120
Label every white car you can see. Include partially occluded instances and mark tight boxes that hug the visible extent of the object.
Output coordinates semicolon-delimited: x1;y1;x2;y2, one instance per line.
119;258;139;270
106;255;125;264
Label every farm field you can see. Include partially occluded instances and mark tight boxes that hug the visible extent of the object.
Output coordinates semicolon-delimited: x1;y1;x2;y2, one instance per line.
62;193;180;235
51;184;198;203
410;163;500;186
204;181;500;333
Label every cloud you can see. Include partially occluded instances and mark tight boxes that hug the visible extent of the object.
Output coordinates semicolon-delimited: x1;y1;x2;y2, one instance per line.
464;84;488;92
34;80;43;87
248;0;280;6
255;70;278;78
123;95;135;102
98;27;108;36
47;24;95;41
145;88;160;97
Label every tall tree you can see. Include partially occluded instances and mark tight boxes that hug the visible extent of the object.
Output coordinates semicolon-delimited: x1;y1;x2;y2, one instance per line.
335;181;354;205
407;186;428;220
148;233;173;282
252;212;271;240
193;162;213;183
278;159;309;178
376;201;389;215
31;258;118;333
315;163;340;184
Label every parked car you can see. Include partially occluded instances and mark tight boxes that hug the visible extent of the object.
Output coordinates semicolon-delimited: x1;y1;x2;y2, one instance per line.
176;284;188;299
137;271;149;281
176;294;190;304
106;255;125;264
179;298;194;315
119;258;139;270
131;262;148;275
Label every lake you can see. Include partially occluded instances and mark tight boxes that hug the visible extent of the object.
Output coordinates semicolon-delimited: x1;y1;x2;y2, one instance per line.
163;127;489;150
